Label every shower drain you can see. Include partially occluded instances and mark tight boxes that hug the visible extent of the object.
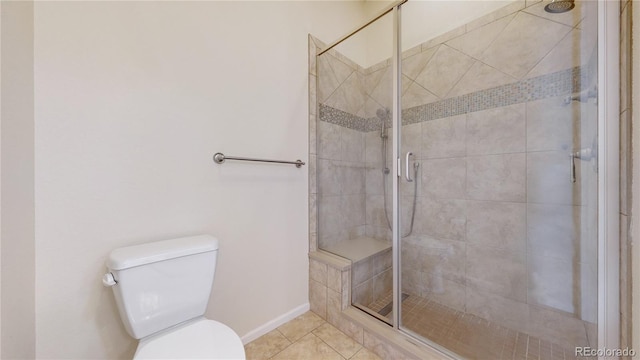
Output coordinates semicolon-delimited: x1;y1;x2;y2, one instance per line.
377;293;410;316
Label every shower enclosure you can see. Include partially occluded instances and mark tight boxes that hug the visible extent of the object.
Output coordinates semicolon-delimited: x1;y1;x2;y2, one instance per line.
312;0;620;358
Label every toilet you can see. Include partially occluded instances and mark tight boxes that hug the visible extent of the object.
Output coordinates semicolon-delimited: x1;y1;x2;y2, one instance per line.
102;235;246;359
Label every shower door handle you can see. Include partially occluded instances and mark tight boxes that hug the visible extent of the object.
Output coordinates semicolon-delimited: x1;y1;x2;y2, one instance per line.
405;152;414;182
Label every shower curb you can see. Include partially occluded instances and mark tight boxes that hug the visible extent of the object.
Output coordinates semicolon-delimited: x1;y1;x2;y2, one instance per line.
308;251;453;360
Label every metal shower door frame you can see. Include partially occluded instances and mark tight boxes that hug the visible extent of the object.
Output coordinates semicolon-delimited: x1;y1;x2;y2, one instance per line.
597;0;620;355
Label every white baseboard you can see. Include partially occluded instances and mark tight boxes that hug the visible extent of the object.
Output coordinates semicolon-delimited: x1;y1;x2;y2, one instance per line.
240;303;310;344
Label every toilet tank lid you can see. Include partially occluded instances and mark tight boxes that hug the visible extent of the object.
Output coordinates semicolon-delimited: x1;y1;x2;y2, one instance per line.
107;235;219;270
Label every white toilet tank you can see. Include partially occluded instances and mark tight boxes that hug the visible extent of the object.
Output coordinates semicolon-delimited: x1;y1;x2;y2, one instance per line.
105;235;219;339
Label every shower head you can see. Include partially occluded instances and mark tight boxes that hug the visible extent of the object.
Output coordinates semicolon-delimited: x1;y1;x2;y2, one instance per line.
544;0;575;13
376;108;390;120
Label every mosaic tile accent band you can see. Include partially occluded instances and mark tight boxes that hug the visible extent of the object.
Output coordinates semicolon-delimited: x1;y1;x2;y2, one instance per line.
319;66;588;132
318;103;369;132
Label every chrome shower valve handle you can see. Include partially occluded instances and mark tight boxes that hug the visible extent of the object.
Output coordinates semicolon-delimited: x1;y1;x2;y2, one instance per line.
569;139;598;183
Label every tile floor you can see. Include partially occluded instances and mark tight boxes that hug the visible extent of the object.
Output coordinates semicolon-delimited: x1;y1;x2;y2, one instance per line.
244;312;382;360
246;304;589;360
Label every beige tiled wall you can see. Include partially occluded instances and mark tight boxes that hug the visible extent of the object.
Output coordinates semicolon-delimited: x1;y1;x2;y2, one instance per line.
316;47;368;250
352;249;392;307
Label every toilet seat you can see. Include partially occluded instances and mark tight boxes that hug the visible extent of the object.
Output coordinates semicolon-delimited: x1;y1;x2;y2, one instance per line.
134;318;245;359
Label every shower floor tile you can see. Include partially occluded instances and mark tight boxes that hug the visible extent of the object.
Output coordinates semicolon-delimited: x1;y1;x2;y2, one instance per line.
366;292;588;360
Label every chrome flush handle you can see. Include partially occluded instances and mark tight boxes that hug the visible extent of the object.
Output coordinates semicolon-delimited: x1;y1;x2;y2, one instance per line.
405;152;414;182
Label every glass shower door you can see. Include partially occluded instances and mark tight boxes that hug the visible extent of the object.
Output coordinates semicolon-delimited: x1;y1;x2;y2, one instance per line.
315;9;396;325
397;0;599;358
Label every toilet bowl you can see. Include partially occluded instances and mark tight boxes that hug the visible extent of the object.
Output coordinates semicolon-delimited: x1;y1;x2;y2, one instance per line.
103;235;245;359
134;318;245;359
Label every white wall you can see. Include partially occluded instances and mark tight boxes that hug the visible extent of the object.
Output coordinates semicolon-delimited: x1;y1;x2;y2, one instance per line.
356;0;516;68
1;2;35;358
33;2;363;358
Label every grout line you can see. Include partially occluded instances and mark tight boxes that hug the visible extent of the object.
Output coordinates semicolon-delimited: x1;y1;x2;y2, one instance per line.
475;12;519;62
263;329;293;360
523;22;574;80
311;330;350;360
521;6;584;29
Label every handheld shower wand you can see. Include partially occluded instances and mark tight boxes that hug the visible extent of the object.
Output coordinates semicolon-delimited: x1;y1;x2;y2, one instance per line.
377;108;390;139
376;107;419;237
377;108;390;175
